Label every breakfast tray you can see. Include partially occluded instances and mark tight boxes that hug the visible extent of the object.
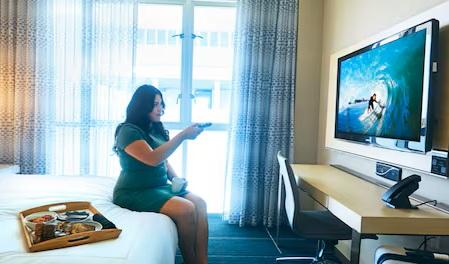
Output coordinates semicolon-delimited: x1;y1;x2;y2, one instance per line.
19;201;122;252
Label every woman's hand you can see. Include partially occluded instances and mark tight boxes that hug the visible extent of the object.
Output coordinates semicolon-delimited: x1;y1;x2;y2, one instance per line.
181;123;204;140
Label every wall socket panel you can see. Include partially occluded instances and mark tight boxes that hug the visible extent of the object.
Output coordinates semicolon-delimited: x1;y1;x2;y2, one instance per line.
430;149;448;177
376;162;402;182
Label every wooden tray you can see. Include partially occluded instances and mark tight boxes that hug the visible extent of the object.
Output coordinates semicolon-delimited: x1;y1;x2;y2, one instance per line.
19;201;122;252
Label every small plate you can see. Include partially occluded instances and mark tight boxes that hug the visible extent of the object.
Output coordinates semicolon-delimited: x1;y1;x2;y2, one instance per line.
70;221;102;234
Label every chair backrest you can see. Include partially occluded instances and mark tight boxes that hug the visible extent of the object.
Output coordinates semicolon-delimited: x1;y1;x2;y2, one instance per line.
277;151;300;229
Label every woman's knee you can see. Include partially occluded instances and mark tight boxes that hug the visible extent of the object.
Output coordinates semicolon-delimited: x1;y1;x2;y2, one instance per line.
195;197;207;213
160;198;196;222
186;194;207;213
179;200;196;220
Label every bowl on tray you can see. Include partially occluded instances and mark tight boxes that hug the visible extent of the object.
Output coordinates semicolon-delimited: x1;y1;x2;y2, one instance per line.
24;211;58;231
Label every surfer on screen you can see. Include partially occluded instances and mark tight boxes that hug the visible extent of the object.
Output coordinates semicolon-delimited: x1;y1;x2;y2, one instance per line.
367;93;378;113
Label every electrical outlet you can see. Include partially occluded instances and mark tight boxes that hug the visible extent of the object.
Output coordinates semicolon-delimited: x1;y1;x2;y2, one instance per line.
430;150;448;177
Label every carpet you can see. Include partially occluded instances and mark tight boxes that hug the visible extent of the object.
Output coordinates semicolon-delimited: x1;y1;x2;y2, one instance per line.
174;214;342;264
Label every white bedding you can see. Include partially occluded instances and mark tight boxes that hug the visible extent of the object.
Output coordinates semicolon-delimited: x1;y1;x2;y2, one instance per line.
0;174;178;264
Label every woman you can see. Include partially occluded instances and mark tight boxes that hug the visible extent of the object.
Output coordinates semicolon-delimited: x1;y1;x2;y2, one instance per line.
113;84;208;264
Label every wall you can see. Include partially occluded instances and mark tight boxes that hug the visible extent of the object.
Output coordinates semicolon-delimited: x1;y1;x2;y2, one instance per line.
315;0;449;263
323;2;449;173
293;0;323;164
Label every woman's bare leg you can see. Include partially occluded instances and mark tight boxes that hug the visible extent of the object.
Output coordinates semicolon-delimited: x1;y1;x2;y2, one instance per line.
159;197;197;264
184;193;208;264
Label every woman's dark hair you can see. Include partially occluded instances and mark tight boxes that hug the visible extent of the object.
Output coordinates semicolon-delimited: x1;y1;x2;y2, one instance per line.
113;85;169;153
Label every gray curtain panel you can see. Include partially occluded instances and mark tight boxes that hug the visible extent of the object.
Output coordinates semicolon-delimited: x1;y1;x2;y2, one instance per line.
0;0;54;174
226;0;297;227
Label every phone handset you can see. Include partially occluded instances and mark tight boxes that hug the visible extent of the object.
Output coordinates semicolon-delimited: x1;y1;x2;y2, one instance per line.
381;174;421;209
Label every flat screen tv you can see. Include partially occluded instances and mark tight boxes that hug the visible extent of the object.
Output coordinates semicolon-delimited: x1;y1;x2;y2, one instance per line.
335;19;439;153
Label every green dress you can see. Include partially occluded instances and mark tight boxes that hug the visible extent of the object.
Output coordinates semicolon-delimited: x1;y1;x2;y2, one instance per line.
112;123;188;212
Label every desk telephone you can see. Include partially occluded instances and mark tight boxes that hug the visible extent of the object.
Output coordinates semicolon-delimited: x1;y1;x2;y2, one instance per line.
382;175;421;209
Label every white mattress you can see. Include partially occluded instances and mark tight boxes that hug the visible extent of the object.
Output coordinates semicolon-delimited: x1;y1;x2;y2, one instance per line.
0;174;178;264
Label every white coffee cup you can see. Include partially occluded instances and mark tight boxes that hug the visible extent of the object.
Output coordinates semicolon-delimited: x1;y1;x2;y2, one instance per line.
171;177;187;193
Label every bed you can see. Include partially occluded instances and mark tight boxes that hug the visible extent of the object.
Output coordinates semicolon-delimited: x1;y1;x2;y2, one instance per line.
0;173;178;264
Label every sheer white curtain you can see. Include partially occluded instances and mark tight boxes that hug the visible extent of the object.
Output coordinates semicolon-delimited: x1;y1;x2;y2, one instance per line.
50;0;135;176
0;0;136;176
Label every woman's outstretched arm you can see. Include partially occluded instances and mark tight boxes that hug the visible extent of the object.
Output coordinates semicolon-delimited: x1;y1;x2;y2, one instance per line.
124;124;203;166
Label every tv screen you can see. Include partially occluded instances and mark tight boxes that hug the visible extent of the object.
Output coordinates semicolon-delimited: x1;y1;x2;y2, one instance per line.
335;19;439;153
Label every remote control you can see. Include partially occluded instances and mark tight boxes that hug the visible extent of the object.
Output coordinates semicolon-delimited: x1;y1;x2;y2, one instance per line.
197;122;212;128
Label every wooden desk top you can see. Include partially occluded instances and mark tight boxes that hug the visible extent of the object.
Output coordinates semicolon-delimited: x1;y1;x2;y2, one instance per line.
291;164;449;235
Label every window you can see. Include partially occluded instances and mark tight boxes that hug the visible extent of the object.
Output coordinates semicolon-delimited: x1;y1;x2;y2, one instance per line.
147;29;156;45
210;32;218;47
136;1;236;213
220;32;229;47
138;28;146;44
199;31;208;46
157;29;167;45
168;29;177;45
51;0;236;213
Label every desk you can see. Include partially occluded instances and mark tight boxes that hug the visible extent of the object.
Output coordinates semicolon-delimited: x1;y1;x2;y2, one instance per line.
286;164;449;264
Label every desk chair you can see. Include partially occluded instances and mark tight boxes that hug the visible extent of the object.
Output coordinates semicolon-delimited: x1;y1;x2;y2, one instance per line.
276;151;353;263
